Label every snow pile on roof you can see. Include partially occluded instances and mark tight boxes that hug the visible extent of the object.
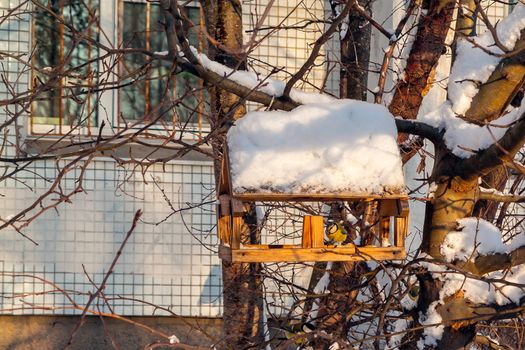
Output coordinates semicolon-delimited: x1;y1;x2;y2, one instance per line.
420;99;524;158
227;100;405;196
190;47;336;105
448;3;525;115
441;217;525;262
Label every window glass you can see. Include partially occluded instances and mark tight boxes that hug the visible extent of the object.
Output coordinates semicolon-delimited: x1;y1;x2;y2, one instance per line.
120;2;206;126
32;0;99;132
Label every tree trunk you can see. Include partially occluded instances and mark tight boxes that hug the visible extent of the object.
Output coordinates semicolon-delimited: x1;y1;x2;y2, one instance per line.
339;0;371;100
202;1;264;348
307;6;373;346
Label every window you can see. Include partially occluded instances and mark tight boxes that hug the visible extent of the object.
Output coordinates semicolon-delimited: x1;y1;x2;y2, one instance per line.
30;0;207;137
118;1;207;131
31;0;99;135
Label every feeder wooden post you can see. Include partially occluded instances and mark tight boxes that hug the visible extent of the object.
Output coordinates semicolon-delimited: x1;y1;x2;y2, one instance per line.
217;195;232;244
379;199;402;247
394;200;410;248
231;199;245;250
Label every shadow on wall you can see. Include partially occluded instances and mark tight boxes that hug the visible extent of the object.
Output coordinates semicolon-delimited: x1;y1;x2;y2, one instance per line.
199;264;222;306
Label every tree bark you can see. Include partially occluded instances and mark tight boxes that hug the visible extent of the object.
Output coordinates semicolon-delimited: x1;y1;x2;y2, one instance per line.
339;0;372;100
463;32;525;123
202;1;264;348
388;0;456;121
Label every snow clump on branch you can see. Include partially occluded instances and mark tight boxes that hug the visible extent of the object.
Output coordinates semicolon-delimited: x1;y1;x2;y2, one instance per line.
419;4;525;158
420;91;525;158
189;47;336;104
448;3;525;115
441;217;525;262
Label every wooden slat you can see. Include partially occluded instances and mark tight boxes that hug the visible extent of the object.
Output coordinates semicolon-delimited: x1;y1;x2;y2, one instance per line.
311;215;324;248
231;193;408;202
243;244;299;249
380;217;390;247
394;200;410;247
218;194;230;216
395;217;407;248
302;216;312;248
218;143;235;197
223;245;406;263
218;157;231;196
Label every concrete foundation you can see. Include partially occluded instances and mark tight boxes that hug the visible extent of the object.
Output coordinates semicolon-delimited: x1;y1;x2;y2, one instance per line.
0;315;223;349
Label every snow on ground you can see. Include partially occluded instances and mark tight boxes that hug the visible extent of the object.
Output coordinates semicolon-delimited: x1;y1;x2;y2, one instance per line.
227;100;405;195
448;3;525;115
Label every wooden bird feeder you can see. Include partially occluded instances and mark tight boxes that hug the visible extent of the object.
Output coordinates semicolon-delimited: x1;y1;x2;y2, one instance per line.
217;102;409;263
216;146;409;263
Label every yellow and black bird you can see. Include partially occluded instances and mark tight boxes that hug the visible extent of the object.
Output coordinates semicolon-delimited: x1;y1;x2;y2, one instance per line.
283;321;315;345
325;220;348;244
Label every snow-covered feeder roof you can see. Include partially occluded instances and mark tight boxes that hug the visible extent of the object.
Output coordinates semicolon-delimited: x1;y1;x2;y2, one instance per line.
226;100;406;200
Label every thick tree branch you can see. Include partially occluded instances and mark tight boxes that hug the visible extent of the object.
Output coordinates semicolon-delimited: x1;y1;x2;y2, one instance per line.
388;0;455;121
472;245;525;275
456;111;525;177
474;335;506;350
161;0;298;111
463;30;525;123
478;188;525;203
394;118;443;145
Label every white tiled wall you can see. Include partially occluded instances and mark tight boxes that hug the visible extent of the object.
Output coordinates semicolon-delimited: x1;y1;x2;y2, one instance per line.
0;0;335;317
242;0;339;96
477;0;510;33
0;0;221;316
0;158;221;316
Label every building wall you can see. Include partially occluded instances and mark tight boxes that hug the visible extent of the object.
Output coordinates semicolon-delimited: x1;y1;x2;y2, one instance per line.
0;0;344;318
0;0;513;321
